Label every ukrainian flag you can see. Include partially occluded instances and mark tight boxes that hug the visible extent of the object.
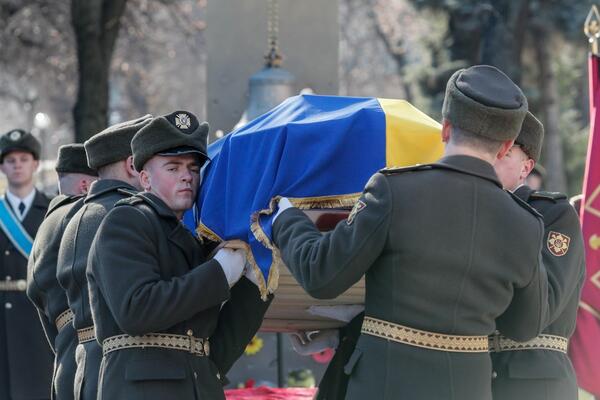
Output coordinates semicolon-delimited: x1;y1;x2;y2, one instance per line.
184;94;443;298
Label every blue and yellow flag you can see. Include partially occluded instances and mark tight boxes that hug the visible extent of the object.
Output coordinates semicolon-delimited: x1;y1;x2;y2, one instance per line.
184;94;443;298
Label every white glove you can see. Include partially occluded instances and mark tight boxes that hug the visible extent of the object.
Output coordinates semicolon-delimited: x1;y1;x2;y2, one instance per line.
273;197;294;223
243;262;261;287
290;330;339;356
214;248;245;287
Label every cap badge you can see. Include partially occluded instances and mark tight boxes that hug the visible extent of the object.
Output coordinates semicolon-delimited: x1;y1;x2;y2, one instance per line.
547;231;570;257
9;131;22;141
347;200;366;225
175;113;191;130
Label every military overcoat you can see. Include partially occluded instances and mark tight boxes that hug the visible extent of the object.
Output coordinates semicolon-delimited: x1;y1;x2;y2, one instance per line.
56;179;137;400
27;194;85;400
87;192;272;400
273;155;548;400
0;190;53;400
491;185;585;400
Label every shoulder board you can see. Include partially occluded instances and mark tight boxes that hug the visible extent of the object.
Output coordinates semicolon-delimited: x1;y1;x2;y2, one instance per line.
115;196;144;207
530;191;567;202
508;190;543;219
117;188;138;197
46;194;83;216
379;164;433;175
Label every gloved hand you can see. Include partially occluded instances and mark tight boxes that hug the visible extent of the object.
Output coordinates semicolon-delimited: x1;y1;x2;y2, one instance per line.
243;262;261;287
214;247;246;287
290;329;339;356
273;197;294;223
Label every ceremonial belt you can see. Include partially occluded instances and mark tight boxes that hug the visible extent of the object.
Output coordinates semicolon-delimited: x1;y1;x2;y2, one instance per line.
361;316;489;353
0;278;26;291
77;326;96;344
488;334;568;354
55;309;74;331
0;197;33;259
102;332;210;357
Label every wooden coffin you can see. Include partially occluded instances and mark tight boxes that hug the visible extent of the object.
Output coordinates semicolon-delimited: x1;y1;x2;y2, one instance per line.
260;209;365;332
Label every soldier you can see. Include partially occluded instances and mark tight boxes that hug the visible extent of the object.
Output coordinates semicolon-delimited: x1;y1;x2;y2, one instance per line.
87;111;272;399
491;112;585;400
271;65;548;399
27;143;98;400
0;129;53;400
56;115;151;400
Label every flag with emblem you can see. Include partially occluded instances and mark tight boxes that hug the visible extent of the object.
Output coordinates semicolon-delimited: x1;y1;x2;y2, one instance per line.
569;37;600;396
184;94;443;297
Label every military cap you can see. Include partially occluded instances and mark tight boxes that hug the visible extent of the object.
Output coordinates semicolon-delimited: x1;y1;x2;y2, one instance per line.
515;111;544;162
55;143;98;176
84;114;152;169
132;110;209;171
0;129;41;162
442;65;528;141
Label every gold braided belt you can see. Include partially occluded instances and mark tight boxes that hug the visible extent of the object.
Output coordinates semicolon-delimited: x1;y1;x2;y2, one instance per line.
77;326;96;344
489;334;568;354
0;279;26;291
102;332;210;357
55;309;74;331
362;316;489;353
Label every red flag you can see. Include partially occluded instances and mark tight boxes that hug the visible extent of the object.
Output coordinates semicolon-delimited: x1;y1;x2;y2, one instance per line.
569;52;600;395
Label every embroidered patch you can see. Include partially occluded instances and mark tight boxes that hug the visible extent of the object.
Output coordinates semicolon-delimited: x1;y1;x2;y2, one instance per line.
547;231;570;257
347;200;366;225
175;113;191;130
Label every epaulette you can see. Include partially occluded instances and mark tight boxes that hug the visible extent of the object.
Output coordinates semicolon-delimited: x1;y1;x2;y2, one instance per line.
46;194;83;217
530;190;567;202
115;196;143;207
117;188;138;197
379;164;433;175
508;190;543;219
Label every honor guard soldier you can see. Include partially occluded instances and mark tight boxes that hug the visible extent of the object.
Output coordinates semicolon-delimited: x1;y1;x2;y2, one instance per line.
0;129;53;400
492;112;585;400
56;115;151;400
87;111;272;400
27;144;98;400
271;65;549;400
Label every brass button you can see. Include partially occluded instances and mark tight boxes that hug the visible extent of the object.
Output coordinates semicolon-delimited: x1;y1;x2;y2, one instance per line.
5;302;12;309
492;371;498;379
4;250;9;256
186;329;193;336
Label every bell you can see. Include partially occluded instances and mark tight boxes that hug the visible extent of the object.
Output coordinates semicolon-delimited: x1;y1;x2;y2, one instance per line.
234;66;296;130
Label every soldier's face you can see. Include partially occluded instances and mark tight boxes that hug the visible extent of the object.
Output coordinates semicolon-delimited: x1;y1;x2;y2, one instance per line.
0;151;38;187
494;145;531;191
140;154;201;218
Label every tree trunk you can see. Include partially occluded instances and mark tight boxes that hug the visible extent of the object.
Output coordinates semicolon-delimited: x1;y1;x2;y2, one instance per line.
71;0;127;142
533;25;567;192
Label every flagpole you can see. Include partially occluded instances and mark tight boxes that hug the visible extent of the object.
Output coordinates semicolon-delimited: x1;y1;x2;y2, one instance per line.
585;5;600;56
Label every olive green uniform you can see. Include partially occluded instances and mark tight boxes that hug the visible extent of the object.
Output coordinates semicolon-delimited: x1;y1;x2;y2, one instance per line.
491;186;585;400
87;192;272;400
273;155;548;400
27;194;85;400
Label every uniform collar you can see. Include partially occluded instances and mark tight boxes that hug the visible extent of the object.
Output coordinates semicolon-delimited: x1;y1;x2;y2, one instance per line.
5;188;36;220
513;185;534;202
85;179;137;202
435;155;502;188
135;192;179;219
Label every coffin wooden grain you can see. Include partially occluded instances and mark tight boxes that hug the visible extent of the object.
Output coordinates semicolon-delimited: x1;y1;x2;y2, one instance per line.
260;209;365;332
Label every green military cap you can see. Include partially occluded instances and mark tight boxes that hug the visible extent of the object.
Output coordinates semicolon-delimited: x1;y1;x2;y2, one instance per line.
55;143;98;176
131;110;209;171
0;129;41;162
84;114;152;169
515;111;544;162
442;65;528;141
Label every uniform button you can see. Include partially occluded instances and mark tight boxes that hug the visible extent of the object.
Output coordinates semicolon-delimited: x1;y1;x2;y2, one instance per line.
5;276;11;281
492;371;498;379
187;329;193;336
5;302;12;309
193;371;198;380
4;250;9;256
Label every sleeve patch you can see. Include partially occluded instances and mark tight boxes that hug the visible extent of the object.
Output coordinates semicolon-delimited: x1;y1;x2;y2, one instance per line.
347;200;366;225
547;231;570;257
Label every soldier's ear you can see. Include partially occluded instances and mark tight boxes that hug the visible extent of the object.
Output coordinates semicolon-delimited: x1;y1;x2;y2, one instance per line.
139;169;151;192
